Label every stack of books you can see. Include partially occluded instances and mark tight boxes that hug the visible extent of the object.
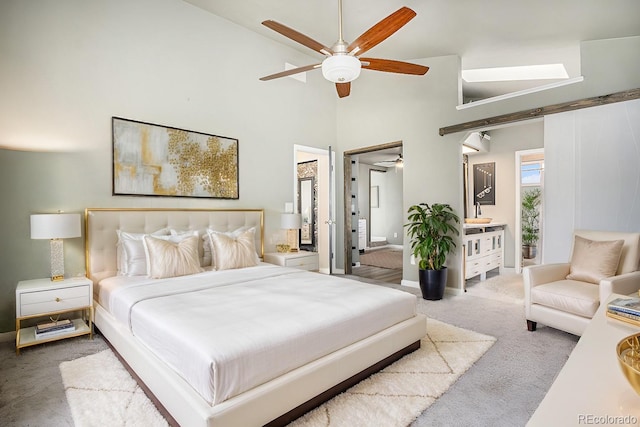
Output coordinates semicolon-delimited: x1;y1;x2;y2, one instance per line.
607;298;640;326
34;319;75;340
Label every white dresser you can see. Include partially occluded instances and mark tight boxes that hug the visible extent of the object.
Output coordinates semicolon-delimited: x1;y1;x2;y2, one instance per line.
463;224;505;280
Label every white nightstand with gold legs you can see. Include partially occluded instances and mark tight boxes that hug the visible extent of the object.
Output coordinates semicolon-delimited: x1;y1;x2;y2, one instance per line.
15;277;93;355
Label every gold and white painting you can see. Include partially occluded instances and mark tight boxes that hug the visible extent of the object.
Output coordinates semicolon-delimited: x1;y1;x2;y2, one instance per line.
112;117;239;199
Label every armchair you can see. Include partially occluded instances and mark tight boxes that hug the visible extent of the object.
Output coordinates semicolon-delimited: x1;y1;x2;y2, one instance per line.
524;230;640;336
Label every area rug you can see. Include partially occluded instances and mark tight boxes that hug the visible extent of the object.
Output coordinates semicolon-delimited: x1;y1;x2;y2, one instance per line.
359;248;403;270
59;350;169;427
59;319;495;427
465;272;524;305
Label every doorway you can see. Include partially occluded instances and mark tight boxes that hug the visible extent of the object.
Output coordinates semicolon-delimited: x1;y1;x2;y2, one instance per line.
294;145;335;274
343;142;404;284
515;148;544;273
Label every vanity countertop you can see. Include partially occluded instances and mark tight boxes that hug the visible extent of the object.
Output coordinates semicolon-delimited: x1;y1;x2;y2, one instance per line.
463;221;507;230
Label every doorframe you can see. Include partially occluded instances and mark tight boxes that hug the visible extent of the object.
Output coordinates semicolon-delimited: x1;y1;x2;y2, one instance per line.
343;141;402;275
514;148;544;273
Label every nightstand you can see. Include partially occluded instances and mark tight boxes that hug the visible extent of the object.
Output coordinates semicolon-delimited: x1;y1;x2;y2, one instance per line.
264;250;319;271
16;277;93;355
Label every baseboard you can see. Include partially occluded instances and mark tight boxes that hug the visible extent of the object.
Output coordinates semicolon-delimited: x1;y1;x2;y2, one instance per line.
0;330;16;343
401;279;418;289
401;279;464;296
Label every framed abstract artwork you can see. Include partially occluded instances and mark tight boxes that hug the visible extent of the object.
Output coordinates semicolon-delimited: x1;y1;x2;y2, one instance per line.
112;117;239;199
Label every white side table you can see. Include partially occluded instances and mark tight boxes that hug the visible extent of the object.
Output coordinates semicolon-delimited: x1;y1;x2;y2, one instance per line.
16;277;93;355
264;250;319;271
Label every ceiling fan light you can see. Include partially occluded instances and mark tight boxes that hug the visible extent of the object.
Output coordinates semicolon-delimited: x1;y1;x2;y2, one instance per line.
322;55;361;83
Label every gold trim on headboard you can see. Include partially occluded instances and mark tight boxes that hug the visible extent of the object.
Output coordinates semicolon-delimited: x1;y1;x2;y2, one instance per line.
84;207;265;282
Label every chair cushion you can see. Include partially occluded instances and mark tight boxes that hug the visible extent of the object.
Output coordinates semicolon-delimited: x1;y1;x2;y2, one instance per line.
566;235;624;284
531;280;600;318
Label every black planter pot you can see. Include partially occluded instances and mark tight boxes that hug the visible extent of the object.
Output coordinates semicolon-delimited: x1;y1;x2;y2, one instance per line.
418;267;448;300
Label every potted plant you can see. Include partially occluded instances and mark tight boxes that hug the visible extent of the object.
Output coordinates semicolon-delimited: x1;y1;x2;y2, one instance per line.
521;188;541;259
405;203;460;300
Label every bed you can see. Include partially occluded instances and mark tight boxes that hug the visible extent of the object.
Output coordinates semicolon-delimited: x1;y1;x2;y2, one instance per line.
85;208;426;427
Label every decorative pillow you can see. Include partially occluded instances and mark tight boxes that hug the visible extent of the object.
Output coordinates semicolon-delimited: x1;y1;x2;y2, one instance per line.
207;227;259;271
566;235;624;284
170;229;206;266
204;226;253;268
116;229;169;276
142;235;203;279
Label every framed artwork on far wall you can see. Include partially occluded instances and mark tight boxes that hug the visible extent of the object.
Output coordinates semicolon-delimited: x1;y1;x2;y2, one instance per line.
473;162;495;205
112;117;239;199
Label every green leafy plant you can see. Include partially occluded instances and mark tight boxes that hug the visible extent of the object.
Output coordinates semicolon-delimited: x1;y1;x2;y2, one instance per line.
521;188;541;246
405;203;460;271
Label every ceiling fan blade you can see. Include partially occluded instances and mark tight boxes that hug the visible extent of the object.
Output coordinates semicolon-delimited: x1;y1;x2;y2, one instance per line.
361;58;429;75
347;7;416;56
336;82;351;98
259;64;321;81
262;20;333;56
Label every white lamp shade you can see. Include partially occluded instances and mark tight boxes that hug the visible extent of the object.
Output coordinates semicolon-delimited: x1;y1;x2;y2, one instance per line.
30;213;81;239
281;213;302;229
322;55;361;83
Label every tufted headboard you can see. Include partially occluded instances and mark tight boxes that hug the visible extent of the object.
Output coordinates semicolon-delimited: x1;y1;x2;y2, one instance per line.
85;208;264;284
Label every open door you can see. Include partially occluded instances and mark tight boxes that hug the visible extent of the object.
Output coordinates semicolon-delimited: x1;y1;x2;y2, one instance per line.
294;145;335;274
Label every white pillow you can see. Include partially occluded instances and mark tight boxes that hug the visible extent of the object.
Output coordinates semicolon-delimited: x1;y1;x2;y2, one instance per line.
203;226;253;268
566;235;624;284
207;227;259;271
116;229;169;276
143;235;203;279
170;229;206;266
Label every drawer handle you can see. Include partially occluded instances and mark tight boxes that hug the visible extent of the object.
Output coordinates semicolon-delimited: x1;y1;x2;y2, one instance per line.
55;297;61;302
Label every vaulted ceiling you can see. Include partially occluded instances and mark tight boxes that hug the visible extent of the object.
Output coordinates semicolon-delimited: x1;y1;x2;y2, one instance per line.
184;0;640;100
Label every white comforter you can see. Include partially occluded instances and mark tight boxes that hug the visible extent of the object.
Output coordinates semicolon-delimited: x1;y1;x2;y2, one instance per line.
98;263;417;405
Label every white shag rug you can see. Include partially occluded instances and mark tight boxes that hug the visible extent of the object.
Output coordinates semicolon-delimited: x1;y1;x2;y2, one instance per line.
59;319;495;427
59;350;168;427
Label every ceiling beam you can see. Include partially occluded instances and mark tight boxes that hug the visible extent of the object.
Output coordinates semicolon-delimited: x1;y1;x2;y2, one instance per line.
439;88;640;136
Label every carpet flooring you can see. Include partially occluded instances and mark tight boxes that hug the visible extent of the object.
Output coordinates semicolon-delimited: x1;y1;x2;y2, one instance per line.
58;319;494;427
0;272;578;427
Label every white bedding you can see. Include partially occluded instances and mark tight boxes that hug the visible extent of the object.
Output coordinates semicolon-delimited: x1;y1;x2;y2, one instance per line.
97;263;417;406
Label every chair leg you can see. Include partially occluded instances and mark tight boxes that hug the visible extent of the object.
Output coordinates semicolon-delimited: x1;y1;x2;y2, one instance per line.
526;320;537;331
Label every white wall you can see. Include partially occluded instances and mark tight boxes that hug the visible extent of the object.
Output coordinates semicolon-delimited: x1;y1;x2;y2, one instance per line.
371;167;403;245
544;98;640;262
0;0;337;332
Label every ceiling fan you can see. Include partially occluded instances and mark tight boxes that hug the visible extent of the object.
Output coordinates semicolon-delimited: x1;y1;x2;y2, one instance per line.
374;153;403;169
259;0;429;98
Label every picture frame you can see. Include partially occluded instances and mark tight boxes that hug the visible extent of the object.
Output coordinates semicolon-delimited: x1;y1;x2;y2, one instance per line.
473;162;495;205
112;117;239;199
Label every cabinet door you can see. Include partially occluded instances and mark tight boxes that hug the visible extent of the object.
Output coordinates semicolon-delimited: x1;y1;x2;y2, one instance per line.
466;236;482;260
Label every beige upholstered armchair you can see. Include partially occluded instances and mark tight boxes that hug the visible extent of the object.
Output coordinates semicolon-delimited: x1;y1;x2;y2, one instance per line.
524;230;640;336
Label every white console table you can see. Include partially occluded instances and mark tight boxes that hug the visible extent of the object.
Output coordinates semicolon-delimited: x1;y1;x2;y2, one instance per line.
528;294;640;426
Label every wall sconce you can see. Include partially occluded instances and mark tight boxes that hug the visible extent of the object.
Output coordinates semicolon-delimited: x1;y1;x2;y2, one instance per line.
280;213;301;253
30;212;81;281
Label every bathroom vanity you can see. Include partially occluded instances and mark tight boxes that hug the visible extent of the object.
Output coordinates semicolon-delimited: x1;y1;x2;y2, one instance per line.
463;222;505;280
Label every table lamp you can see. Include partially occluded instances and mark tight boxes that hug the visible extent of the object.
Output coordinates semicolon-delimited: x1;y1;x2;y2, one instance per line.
280;213;301;253
31;212;81;281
